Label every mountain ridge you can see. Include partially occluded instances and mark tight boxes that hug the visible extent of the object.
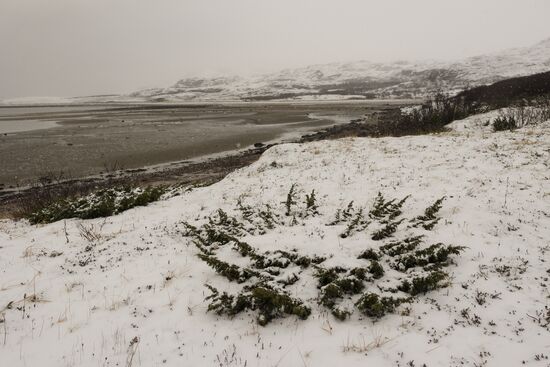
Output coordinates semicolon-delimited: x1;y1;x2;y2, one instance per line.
2;37;550;105
127;37;550;102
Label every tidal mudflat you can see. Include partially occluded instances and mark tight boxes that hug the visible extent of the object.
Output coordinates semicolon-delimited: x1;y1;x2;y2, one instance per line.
0;102;399;187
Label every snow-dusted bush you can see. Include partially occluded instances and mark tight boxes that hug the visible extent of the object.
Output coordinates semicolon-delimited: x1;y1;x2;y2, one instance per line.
399;92;475;132
494;100;550;131
180;190;464;325
493;115;518;131
28;186;166;224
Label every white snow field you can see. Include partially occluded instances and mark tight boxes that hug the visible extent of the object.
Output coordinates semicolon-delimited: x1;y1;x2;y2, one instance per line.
1;113;549;367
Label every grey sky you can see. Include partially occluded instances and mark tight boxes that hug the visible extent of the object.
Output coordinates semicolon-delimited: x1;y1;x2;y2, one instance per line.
1;0;549;99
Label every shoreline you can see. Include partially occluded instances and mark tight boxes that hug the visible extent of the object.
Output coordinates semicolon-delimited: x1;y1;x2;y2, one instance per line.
0;98;422;108
0;105;403;218
0;102;398;187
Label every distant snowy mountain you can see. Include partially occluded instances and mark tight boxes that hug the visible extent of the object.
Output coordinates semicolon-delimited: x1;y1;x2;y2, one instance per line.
125;37;550;102
3;37;549;105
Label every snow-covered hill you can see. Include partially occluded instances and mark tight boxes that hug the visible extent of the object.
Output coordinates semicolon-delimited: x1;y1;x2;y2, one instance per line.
127;37;550;102
3;37;549;105
1;112;549;366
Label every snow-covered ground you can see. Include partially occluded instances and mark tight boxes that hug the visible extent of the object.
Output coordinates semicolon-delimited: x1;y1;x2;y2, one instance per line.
1;113;549;366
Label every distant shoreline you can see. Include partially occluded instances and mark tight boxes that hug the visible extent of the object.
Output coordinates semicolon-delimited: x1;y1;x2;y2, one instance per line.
0;101;408;187
0;98;421;108
0;102;407;218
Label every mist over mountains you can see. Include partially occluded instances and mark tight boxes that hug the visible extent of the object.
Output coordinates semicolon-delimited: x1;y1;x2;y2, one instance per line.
122;37;550;103
3;37;550;105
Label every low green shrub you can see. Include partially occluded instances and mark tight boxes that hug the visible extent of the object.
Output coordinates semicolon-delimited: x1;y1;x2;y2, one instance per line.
369;193;409;220
328;201;355;225
357;248;380;261
198;254;259;283
380;236;424;257
398;270;448;296
371;219;404;241
28;186;166;224
315;267;347;288
304;190;319;216
205;284;311;326
393;244;465;271
355;293;406;318
340;208;368;238
284;184;298;216
410;197;445;230
188;191;465;325
398;92;474;132
493;115;518;131
368;260;385;279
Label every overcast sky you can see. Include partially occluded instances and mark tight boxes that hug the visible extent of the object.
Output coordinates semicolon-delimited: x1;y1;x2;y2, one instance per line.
1;0;549;99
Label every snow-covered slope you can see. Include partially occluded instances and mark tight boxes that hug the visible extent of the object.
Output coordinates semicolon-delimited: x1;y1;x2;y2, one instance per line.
1;113;549;366
127;37;550;102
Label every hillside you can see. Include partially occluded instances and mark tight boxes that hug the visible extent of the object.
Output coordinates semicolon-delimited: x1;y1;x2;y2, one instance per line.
126;37;550;102
456;70;550;108
1;111;549;366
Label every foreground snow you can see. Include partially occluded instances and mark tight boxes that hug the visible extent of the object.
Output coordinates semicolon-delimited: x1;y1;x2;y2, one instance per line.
1;115;549;366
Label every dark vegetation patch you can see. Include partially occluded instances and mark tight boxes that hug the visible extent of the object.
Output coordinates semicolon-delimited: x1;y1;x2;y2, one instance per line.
380;235;424;257
300;92;474;139
395;71;550;133
339;208;368;239
371;219;404;241
179;189;464;325
392;244;465;271
197;254;259;283
456;71;550;109
369;193;410;220
491;103;550;131
357;248;380;261
1;146;268;221
355;293;406;318
28;186;167;224
410;197;445;230
492;115;518;131
205;284;311;326
301;71;550;140
398;271;449;296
